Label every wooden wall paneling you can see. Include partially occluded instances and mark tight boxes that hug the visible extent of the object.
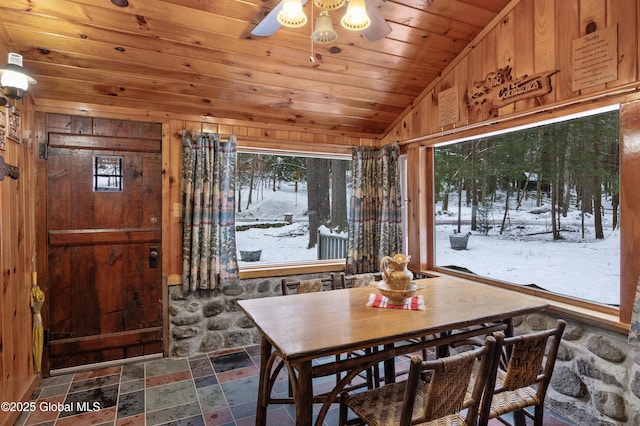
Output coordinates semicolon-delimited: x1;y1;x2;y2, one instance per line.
578;0;607;96
454;58;469;129
201;122;219;134
386;121;401;143
0;121;15;418
405;145;423;269
409;102;422;141
496;7;517;117
0;103;6;410
513;0;536;111
215;124;231;136
164;120;187;281
554;0;580;100
401;114;413;143
609;0;638;86
0;96;39;426
18;104;36;387
534;0;557;105
483;26;499;120
423;147;434;269
160;122;175;356
229;125;246;138
34;112;49;375
619;99;640;323
466;32;487;124
3;138;16;419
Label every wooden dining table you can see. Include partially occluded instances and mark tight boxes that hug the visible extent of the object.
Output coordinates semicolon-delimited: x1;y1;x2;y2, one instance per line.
237;274;549;426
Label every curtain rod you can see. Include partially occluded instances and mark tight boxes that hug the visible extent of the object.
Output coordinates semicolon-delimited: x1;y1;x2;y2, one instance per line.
177;129;232;139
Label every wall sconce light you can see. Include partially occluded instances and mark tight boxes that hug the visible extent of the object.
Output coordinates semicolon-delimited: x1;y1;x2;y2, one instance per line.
0;53;37;102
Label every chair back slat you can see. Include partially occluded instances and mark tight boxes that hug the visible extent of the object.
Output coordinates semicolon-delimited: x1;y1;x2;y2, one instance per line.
423;349;479;420
298;279;324;293
340;272;382;288
281;273;335;295
412;335;499;425
478;319;566;425
502;332;548;389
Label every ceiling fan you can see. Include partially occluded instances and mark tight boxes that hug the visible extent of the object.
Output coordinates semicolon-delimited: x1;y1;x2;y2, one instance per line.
251;0;392;42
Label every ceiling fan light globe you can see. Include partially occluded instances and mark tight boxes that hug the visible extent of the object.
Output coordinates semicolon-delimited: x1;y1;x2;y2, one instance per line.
313;0;345;11
312;10;338;43
341;0;370;30
277;0;308;28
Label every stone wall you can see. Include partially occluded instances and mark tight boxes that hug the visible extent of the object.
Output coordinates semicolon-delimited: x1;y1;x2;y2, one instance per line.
168;273;331;357
515;313;639;425
169;278;640;425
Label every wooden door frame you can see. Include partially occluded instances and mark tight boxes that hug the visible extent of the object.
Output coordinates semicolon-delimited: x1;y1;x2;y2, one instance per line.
34;112;169;375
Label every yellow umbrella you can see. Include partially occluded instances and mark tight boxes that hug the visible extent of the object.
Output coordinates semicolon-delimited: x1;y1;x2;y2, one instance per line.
30;282;45;373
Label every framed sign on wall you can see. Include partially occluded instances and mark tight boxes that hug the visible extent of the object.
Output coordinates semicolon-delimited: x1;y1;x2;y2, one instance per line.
0;106;5;150
7;108;20;143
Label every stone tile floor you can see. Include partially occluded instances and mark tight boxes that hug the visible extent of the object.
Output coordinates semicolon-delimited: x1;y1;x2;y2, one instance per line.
16;344;576;425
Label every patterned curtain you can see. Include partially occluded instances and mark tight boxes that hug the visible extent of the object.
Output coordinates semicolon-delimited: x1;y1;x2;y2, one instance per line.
182;131;239;291
629;275;640;345
346;143;403;274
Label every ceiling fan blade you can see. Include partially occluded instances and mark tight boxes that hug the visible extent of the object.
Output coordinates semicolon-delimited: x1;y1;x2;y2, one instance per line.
362;0;392;41
251;0;309;37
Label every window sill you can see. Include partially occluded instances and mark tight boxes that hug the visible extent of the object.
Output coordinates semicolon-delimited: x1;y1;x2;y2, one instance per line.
239;259;346;279
427;267;628;334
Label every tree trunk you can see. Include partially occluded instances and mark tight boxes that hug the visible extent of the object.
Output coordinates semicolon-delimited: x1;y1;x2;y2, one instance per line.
457;180;463;234
593;183;604;239
330;159;348;232
246;158;255;210
612;192;619;229
500;183;510;235
470;145;477;231
306;158;330;248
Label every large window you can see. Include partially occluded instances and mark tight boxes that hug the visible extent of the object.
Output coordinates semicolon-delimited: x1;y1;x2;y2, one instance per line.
434;108;620;305
235;152;351;265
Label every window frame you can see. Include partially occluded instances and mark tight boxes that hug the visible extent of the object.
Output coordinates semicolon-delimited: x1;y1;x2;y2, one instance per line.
235;146;351;274
420;104;626;331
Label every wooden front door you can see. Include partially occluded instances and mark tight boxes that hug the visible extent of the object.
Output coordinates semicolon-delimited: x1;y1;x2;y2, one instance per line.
45;116;163;372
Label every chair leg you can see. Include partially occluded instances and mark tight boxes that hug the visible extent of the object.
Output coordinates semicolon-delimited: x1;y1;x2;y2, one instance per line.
513;409;527;426
339;393;348;425
534;404;544;426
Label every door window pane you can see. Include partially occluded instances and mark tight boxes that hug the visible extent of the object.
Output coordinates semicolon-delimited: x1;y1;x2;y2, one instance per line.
93;155;123;192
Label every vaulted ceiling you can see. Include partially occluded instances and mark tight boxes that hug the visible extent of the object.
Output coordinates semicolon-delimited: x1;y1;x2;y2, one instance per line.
0;0;512;138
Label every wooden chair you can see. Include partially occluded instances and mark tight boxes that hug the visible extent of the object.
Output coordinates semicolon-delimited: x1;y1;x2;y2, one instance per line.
339;335;499;426
341;271;431;385
339;271;382;288
281;273;336;295
476;319;566;426
280;273;376;393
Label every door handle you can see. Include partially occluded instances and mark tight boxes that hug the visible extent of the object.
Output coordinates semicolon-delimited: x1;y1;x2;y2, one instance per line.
149;247;158;268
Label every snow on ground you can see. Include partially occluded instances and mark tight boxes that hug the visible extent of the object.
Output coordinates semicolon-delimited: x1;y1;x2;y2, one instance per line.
235;181;620;305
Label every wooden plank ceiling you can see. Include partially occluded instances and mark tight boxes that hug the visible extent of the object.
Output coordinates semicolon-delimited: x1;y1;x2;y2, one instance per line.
0;0;511;138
